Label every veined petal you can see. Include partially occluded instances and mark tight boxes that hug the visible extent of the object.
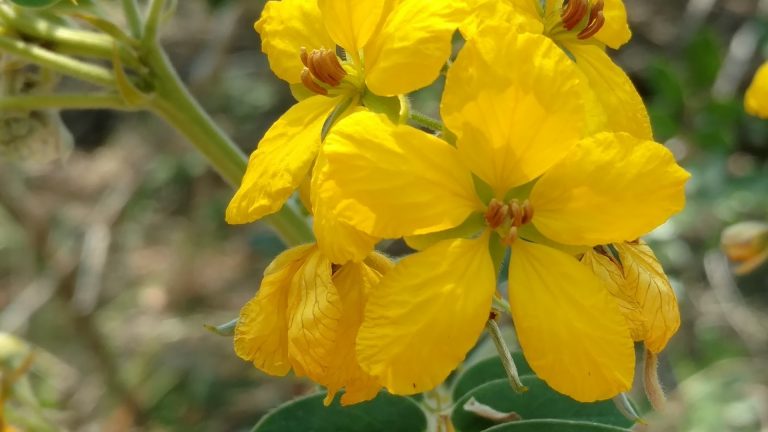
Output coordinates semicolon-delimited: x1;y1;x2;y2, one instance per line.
226;95;339;224
531;132;690;246
565;42;652;140
443;31;587;195
286;248;341;379
746;62;768;119
256;0;335;84
234;245;315;375
614;241;680;353
461;0;543;40
363;0;468;96
318;0;388;60
508;241;635;402
356;236;496;394
312;151;379;264
318;111;480;238
582;249;645;341
322;257;391;405
594;0;631;49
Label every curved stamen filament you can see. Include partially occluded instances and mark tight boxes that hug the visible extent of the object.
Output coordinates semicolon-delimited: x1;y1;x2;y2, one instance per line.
577;0;605;39
561;0;589;31
299;47;347;95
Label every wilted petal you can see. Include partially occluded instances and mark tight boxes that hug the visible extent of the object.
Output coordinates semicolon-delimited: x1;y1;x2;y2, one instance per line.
234;245;315;375
614;241;680;353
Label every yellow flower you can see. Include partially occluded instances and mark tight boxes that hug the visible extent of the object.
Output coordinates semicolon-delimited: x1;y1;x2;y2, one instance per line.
463;0;651;139
234;244;393;406
226;0;467;263
746;61;768;119
317;30;689;402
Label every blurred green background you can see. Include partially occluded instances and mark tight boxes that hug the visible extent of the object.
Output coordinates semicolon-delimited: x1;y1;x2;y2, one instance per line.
1;0;767;430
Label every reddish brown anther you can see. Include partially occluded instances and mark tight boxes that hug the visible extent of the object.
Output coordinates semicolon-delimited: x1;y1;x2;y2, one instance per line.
521;200;534;225
485;199;509;229
298;47;347;95
577;0;606;39
300;67;328;95
562;0;589;31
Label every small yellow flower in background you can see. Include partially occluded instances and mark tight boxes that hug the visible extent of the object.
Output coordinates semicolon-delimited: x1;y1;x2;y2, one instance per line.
464;0;651;139
234;244;393;406
317;30;689;402
745;62;768;119
225;0;467;263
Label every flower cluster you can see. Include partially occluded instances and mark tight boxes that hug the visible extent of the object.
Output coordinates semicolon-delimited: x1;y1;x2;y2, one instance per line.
227;0;690;406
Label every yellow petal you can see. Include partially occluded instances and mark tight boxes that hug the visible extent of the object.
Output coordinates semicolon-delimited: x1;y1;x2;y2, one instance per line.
531;132;690;246
234;245;315;375
363;0;468;96
442;31;587;195
356;236;495;394
582;249;646;341
461;0;542;40
285;248;341;379
318;0;388;60
255;0;335;84
318;111;480;238
312;151;379;264
322;257;391;405
508;241;634;402
614;241;680;353
746;62;768;119
564;42;652;140
226;95;339;224
594;0;631;49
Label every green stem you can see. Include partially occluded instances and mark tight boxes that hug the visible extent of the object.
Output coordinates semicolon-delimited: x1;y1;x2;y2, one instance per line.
144;41;314;246
143;0;166;43
0;93;134;111
0;4;141;68
409;110;444;132
0;35;114;87
122;0;143;38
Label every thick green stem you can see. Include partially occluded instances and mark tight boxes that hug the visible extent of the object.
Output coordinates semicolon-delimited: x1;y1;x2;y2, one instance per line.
0;35;114;87
0;93;134;111
144;42;314;246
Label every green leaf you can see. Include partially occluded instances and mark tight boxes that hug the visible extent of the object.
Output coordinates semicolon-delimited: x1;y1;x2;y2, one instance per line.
482;419;632;432
452;350;533;403
684;27;722;91
451;376;633;432
253;392;428;432
9;0;63;8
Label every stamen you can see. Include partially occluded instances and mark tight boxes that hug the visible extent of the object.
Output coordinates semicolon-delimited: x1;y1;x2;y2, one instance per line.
577;0;605;40
561;0;589;31
300;67;328;95
485;199;508;229
298;47;348;95
509;200;523;228
521;200;534;225
502;226;519;246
